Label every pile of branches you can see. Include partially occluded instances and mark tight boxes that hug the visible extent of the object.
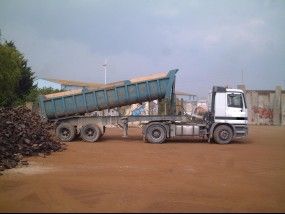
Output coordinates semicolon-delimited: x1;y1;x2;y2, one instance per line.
0;106;66;173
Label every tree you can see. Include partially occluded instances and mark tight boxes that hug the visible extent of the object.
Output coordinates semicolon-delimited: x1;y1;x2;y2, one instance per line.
0;40;35;107
0;42;22;106
25;87;63;103
17;59;35;99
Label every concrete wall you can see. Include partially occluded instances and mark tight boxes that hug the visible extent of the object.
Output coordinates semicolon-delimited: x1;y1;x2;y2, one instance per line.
238;85;285;125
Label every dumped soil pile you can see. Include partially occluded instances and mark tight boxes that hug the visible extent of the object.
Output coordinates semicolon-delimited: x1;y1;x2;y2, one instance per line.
0;106;66;172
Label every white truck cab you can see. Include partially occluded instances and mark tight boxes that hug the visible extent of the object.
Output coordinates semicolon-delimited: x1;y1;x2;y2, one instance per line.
213;88;247;124
207;86;248;143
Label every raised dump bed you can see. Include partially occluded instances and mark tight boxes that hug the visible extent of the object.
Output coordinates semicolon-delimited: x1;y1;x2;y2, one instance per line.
39;69;178;119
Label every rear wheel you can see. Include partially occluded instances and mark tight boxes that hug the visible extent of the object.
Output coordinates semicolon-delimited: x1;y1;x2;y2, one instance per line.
213;125;233;144
80;124;101;142
146;124;167;144
56;123;76;142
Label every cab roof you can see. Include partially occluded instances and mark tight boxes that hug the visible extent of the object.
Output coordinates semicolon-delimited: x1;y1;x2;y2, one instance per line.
212;86;244;93
226;88;244;93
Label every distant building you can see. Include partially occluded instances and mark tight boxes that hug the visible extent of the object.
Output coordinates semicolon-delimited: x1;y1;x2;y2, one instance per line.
175;91;197;102
175;91;200;115
34;78;104;91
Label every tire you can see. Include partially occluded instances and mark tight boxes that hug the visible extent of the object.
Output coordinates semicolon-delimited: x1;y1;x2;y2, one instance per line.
56;123;76;142
213;125;233;144
146;124;167;144
98;133;104;140
80;124;101;142
98;126;105;140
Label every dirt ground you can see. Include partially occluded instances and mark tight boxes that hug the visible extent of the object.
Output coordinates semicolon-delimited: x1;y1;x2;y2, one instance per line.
0;125;285;212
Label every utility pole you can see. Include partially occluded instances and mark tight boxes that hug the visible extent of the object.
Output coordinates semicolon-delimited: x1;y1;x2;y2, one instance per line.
102;58;108;84
241;69;244;84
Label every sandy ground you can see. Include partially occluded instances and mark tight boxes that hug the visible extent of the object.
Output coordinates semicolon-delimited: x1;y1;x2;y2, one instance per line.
0;126;285;212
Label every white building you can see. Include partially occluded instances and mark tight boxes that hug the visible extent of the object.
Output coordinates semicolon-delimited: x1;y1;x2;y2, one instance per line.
34;78;104;91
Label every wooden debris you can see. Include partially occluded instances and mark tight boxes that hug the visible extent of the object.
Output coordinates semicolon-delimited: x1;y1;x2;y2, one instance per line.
0;106;66;172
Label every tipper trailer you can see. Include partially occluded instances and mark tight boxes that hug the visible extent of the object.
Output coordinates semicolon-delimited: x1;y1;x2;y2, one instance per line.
39;69;248;144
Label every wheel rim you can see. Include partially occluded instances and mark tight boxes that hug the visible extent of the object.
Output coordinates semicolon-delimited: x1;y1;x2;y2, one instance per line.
61;128;70;138
152;129;161;139
85;128;96;137
219;130;229;140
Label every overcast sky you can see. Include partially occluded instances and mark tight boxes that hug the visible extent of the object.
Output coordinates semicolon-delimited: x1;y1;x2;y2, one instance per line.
0;0;284;97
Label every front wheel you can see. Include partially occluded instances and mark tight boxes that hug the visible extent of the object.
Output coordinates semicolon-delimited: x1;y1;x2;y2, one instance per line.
145;124;167;144
213;125;233;144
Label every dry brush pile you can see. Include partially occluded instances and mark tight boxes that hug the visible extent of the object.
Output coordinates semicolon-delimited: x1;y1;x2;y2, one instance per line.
0;107;66;173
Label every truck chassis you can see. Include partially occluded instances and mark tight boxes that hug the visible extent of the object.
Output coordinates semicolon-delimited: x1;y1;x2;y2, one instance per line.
53;115;247;144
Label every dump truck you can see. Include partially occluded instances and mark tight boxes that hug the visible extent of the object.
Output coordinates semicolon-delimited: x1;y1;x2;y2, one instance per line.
39;69;248;144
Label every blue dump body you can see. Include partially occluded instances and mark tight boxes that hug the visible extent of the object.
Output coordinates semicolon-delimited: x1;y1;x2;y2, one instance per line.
39;69;178;119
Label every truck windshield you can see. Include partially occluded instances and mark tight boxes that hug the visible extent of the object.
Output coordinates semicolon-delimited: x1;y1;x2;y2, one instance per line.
242;93;247;109
227;94;243;108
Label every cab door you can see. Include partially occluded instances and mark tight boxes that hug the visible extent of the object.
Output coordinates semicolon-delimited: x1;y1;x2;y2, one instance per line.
226;92;247;124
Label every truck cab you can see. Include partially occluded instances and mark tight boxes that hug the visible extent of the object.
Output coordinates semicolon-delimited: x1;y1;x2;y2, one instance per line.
207;86;248;143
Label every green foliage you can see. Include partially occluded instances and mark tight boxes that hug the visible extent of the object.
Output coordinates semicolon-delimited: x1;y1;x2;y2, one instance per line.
25;87;63;104
0;40;35;107
37;87;62;95
17;59;35;99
